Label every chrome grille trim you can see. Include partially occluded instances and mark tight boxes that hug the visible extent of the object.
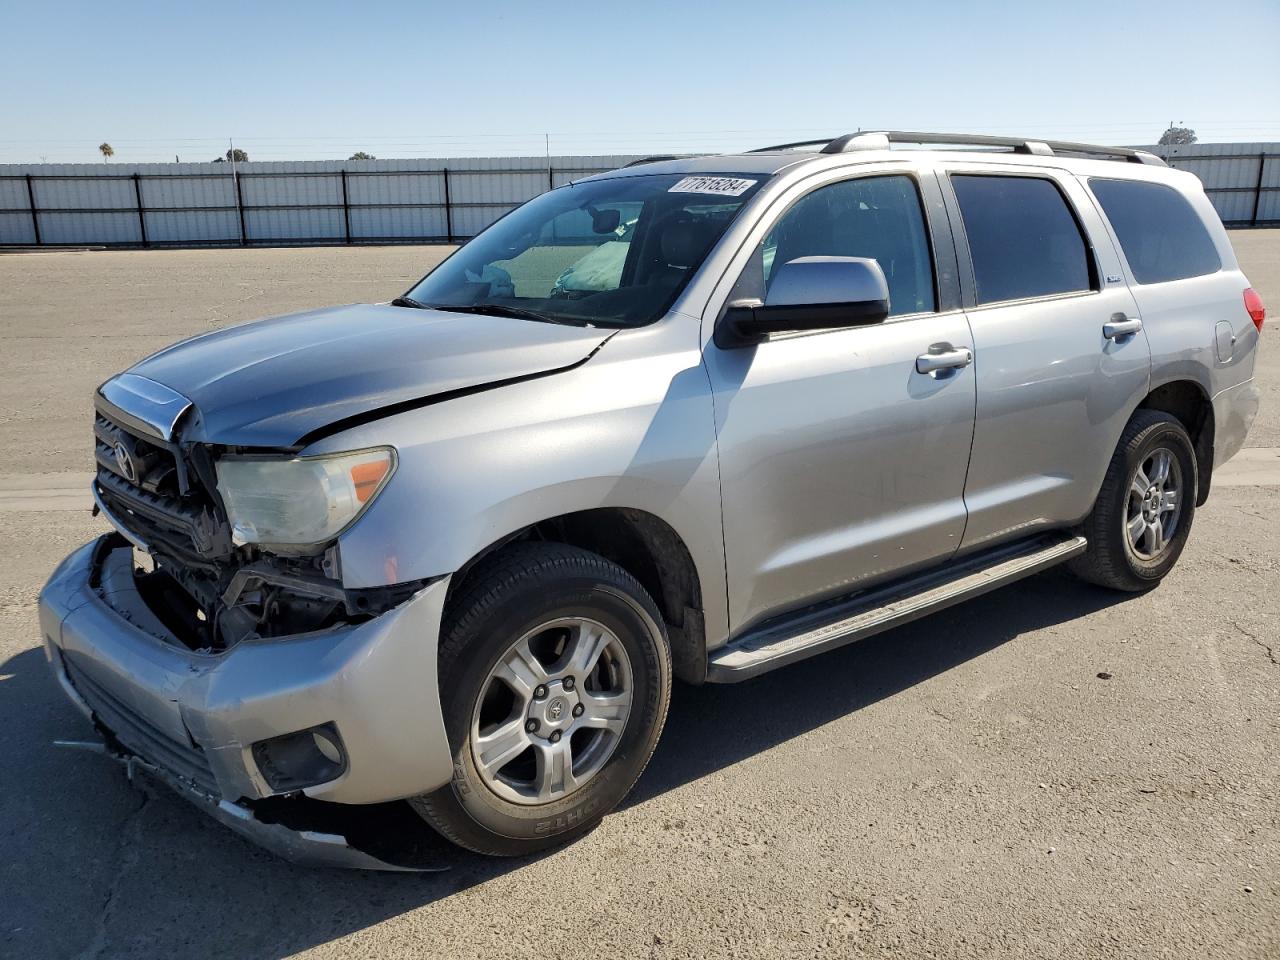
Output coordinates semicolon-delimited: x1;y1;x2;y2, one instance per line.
96;373;192;442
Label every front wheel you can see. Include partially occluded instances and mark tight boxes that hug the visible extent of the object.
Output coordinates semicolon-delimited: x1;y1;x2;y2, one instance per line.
1070;410;1198;592
410;543;671;856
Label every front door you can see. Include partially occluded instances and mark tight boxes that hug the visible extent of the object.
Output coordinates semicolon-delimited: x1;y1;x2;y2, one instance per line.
939;167;1151;551
704;169;978;632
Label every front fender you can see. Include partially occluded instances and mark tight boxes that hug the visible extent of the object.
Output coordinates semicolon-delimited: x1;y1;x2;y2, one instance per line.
306;320;730;646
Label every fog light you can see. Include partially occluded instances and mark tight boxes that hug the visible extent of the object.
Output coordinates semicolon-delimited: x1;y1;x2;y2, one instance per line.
251;723;347;792
312;729;342;764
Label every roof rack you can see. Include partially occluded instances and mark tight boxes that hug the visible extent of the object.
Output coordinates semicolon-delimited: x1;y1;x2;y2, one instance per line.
751;131;1166;166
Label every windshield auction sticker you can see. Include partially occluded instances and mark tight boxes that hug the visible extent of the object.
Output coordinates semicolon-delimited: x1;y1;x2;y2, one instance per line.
668;176;757;197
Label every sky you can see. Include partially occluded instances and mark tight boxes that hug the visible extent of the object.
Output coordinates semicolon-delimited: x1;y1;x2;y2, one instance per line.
1;0;1278;164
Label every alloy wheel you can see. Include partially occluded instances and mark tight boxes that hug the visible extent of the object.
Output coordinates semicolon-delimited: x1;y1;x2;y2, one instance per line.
1126;446;1183;561
469;617;633;805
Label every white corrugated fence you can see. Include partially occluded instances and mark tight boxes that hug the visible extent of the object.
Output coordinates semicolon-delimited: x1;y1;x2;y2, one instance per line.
1145;142;1280;224
1;143;1275;248
0;155;643;247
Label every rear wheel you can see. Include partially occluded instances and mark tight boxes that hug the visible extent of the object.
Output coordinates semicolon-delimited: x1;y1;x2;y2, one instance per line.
411;543;671;856
1070;410;1198;591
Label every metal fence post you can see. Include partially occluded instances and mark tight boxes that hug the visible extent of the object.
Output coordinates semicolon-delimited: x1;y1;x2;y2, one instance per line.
442;168;453;243
548;165;555;192
24;174;41;245
132;173;149;247
234;170;248;246
341;169;352;244
1252;154;1267;227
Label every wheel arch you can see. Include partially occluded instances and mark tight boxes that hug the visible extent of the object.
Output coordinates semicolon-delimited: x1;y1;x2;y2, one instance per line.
446;507;708;684
1139;378;1215;505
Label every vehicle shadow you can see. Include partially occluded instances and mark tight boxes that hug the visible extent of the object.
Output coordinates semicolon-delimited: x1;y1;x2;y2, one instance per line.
1;569;1133;960
630;568;1133;806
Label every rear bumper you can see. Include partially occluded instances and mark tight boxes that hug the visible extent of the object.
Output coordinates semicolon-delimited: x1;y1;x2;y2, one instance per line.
1212;377;1260;469
39;536;455;817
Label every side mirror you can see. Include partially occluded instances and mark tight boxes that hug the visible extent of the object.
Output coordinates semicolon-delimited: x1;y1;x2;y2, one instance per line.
716;256;890;348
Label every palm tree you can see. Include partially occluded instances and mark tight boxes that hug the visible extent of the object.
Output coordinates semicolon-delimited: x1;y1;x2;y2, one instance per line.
99;142;114;161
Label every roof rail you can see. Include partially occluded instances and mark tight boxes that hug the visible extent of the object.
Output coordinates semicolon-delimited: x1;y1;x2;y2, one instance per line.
752;131;1166;166
623;154;687;167
748;138;838;153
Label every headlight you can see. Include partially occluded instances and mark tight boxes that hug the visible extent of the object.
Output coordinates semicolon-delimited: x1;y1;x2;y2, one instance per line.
215;447;396;546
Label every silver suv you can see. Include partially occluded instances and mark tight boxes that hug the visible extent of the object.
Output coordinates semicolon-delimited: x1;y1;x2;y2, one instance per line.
39;131;1264;866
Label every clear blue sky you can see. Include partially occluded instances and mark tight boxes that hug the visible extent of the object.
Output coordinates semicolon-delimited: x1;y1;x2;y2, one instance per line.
2;0;1277;163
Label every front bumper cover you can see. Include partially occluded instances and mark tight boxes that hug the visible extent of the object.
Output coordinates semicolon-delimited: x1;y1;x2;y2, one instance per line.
62;740;441;871
38;535;456;868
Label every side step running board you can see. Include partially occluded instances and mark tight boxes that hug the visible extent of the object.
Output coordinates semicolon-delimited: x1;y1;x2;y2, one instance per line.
706;533;1087;683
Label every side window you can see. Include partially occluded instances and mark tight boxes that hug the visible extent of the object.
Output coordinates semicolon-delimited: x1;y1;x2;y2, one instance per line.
951;175;1095;304
750;175;936;316
1089;178;1221;284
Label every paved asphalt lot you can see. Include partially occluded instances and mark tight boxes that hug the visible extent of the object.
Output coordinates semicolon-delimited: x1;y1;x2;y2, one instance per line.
1;235;1277;959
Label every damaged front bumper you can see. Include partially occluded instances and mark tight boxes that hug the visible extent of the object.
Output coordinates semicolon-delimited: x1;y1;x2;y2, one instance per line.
38;535;456;869
59;739;440;871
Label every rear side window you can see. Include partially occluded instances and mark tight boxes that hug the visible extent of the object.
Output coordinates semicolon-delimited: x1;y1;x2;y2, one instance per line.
1089;178;1221;284
951;175;1094;304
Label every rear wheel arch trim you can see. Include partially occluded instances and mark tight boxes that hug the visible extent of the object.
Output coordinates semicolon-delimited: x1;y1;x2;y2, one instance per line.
1138;378;1215;505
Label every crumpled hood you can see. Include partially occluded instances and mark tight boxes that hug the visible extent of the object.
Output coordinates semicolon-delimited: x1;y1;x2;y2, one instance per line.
128;303;610;447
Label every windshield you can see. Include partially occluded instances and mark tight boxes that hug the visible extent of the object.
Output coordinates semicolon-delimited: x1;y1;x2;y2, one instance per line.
404;173;765;328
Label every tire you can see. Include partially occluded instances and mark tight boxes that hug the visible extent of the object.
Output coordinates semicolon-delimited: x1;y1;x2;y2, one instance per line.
1069;409;1198;592
410;542;672;856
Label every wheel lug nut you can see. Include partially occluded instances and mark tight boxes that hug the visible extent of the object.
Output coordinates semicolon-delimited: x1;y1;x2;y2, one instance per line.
549;730;562;743
525;718;539;733
533;684;548;700
562;676;575;692
572;703;584;717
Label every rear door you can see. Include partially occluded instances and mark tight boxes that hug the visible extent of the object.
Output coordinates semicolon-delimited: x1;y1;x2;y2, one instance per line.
940;165;1150;551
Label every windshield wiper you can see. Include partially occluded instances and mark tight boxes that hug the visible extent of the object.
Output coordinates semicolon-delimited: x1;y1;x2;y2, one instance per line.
390;295;429;309
425;303;592;327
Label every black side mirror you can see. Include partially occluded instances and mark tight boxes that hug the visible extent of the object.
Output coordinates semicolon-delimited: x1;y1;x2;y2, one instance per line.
716;256;890;348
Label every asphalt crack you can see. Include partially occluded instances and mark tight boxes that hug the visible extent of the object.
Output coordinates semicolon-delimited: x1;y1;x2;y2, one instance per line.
75;790;149;960
1233;621;1278;667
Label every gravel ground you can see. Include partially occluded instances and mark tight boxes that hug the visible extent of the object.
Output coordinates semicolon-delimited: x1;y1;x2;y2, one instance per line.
0;234;1276;960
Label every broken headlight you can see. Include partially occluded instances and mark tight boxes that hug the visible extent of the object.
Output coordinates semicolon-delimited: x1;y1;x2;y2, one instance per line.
215;447;396;546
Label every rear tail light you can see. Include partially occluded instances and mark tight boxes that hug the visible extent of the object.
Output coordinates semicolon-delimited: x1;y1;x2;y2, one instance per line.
1244;287;1265;332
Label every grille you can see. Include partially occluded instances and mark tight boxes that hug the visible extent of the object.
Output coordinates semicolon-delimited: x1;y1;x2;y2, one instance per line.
94;413;181;497
93;413;228;558
63;652;220;797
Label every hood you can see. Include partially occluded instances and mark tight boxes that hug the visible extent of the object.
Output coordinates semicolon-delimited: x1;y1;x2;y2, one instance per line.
127;303;610;447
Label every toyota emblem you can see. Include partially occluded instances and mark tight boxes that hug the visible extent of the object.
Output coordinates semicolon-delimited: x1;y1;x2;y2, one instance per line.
112;440;139;484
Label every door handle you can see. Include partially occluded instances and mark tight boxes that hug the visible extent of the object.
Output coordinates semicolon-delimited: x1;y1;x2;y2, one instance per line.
1103;315;1143;340
916;347;973;374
